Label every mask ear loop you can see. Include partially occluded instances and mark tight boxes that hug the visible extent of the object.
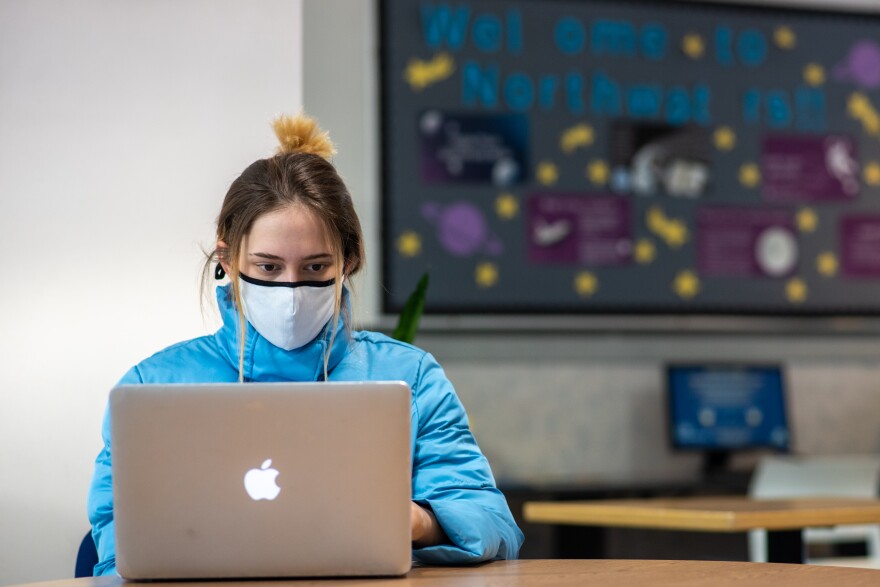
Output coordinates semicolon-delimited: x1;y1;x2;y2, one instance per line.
215;264;226;280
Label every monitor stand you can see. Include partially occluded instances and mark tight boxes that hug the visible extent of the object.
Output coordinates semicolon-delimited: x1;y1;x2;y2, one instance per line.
701;450;732;481
703;450;730;478
699;451;752;494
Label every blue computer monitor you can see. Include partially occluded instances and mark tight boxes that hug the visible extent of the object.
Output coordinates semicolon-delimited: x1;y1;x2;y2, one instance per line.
666;363;790;473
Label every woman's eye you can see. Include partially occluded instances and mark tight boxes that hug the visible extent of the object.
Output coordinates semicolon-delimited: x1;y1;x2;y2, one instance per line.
257;263;279;273
307;263;326;273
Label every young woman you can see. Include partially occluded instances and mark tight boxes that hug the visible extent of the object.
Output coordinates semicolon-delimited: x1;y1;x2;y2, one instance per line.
87;113;524;576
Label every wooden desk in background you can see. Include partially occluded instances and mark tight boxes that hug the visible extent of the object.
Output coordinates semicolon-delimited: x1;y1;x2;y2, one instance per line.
11;559;880;587
524;496;880;563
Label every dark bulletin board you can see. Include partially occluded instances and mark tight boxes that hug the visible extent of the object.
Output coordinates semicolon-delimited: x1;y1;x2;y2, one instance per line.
380;0;880;315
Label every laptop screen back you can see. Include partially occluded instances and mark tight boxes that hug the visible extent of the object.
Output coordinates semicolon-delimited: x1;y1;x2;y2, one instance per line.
111;381;412;579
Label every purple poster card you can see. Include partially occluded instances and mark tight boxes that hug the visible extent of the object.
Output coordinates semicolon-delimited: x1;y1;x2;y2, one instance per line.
527;194;631;265
762;134;859;203
840;215;880;278
419;111;528;186
697;207;798;277
421;201;502;257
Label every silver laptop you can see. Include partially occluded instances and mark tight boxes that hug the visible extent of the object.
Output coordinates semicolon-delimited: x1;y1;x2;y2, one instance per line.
110;381;412;579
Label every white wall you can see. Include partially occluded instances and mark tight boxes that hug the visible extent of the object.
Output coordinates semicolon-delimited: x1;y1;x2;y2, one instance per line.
302;2;380;325
0;1;302;583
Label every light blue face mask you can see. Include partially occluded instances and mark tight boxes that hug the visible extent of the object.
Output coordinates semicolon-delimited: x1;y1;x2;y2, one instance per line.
238;273;340;350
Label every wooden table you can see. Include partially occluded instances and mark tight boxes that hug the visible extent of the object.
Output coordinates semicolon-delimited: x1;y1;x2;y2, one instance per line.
524;496;880;563
10;559;880;586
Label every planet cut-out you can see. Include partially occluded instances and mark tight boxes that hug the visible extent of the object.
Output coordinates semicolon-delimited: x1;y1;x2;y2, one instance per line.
422;201;503;257
834;40;880;88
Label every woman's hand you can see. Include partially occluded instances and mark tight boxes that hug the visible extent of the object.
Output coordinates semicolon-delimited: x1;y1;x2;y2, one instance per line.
410;501;447;547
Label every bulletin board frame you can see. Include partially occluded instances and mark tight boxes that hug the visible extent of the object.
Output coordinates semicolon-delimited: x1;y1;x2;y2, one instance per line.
378;0;880;325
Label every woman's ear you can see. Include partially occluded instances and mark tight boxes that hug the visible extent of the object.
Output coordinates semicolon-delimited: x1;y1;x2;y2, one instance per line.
217;240;230;274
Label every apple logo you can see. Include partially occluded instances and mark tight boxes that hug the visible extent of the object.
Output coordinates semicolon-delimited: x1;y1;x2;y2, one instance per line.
243;459;281;501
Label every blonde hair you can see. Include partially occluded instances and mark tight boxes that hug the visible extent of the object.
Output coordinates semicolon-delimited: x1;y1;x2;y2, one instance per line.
273;113;336;159
202;112;364;381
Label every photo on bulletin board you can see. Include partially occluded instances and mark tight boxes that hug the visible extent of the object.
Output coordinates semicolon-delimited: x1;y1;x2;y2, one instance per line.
379;0;880;316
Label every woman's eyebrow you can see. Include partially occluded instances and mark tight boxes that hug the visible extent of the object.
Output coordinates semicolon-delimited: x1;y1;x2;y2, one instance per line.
250;252;284;260
249;252;333;261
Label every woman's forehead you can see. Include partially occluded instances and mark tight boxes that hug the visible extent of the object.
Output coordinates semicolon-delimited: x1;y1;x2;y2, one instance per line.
244;205;332;255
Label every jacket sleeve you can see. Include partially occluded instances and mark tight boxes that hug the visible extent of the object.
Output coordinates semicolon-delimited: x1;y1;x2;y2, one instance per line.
410;353;524;564
87;366;143;577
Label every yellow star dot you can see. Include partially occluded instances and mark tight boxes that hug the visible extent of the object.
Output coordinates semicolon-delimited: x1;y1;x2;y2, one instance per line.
587;160;610;185
803;63;826;87
786;278;807;303
864;162;880;186
634;239;656;264
396;231;421;257
849;97;880;136
673;270;700;299
475;262;498;288
682;34;705;59
560;123;594;154
537;161;558;186
664;221;690;248
797;208;818;233
774;26;797;50
645;207;689;248
817;252;838;277
574;272;598;297
495;193;519;220
404;53;455;91
848;92;870;117
713;126;736;151
739;163;761;188
646;206;666;235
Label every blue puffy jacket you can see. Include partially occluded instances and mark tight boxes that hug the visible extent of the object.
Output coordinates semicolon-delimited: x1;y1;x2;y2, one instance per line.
87;285;524;576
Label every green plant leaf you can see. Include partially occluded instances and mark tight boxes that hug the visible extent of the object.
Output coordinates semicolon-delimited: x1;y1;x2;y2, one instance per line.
392;272;429;344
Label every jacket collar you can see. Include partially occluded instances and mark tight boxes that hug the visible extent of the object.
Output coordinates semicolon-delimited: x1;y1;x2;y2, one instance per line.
212;284;350;382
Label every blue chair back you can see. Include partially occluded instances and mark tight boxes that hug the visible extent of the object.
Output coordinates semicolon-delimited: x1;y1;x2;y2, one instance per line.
75;531;98;577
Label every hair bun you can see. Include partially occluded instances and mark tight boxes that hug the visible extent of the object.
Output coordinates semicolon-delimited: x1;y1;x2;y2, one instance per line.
272;112;336;160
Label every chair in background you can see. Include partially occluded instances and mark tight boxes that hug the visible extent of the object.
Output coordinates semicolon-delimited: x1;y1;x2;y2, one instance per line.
75;531;98;578
748;455;880;567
